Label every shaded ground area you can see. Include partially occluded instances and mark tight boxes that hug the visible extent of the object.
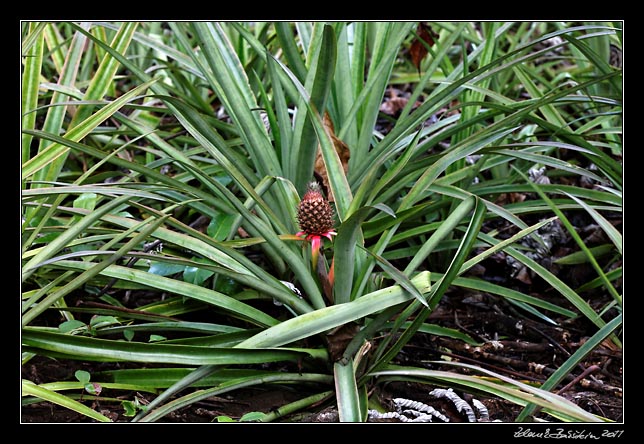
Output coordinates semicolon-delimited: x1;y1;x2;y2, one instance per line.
22;274;623;423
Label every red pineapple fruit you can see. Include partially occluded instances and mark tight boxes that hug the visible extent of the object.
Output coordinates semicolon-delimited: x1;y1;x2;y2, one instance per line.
297;182;335;237
296;182;336;276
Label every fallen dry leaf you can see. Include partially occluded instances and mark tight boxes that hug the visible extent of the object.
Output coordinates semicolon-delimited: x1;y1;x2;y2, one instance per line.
379;87;422;116
409;23;439;73
325;322;361;362
495;192;527;206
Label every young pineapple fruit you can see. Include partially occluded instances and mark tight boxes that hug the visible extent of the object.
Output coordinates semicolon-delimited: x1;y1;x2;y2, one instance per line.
297;182;334;236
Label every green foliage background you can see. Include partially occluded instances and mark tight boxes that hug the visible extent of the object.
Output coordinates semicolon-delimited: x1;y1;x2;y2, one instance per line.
21;21;622;423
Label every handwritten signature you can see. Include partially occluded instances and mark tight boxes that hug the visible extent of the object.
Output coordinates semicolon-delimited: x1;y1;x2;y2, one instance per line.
514;427;624;440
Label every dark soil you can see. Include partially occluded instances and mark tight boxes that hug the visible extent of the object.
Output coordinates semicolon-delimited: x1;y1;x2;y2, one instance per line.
21;266;623;424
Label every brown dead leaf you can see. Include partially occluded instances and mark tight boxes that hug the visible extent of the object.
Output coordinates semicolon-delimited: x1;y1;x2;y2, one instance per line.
495;192;526;206
325;322;360;362
513;266;532;285
379;96;409;116
314;112;350;202
379;87;422;116
237;227;250;238
409;23;438;73
599;338;622;353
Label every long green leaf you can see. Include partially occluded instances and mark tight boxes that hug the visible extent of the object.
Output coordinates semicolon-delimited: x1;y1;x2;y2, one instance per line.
22;329;319;365
274;22;307;82
354;23;415;162
517;313;622;421
358;244;426;307
96;367;298;388
371;364;603;422
29;22;89;187
22;379;112;422
516;167;621;306
239;271;431;348
482;232;608;332
136;372;333;423
22;79;158;180
21;22;48;54
191;22;280;178
369;196;485;374
270;54;353;220
292;23;337;193
46;259;280;328
404;196;476;275
265;49;293;166
21;23;44;163
22;213;170;326
331;23;359;149
564;191;622;255
334;359;362;422
71;22;139;125
22;184;171;202
42;23;68;74
334;203;395;304
22;194;133;282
